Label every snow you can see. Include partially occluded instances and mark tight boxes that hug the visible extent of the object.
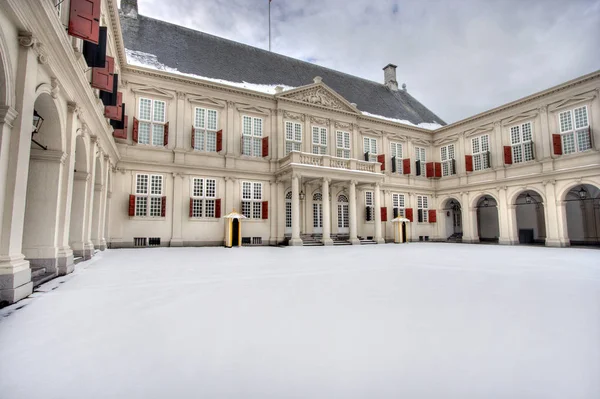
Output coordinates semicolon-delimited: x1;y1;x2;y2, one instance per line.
126;49;296;95
361;111;443;130
1;244;599;399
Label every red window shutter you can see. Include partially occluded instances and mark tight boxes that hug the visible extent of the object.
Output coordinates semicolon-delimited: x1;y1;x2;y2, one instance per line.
216;129;223;152
552;134;562;155
91;56;114;91
68;0;101;44
132;117;139;143
191;126;195;149
428;209;437;223
164;122;169;147
262;201;269;219
104;92;123;120
465;155;473;172
113;115;128;139
377;154;385;171
161;196;166;217
405;208;414;222
262;136;269;157
215;199;222;218
380;207;387;222
434;162;442;178
504;146;513;164
426;162;434;178
128;195;135;217
403;158;411;174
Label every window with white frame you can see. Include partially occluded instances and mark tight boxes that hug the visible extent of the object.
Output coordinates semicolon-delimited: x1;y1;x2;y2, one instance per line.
135;174;163;217
559;106;591;154
392;193;405;218
242;115;263;157
194;107;218;152
365;190;374;221
336;131;351;159
312;126;327;155
363;137;378;162
415;146;426;176
390;142;403;174
191;178;216;218
138;98;166;146
472;134;491;171
440;144;456;176
417;195;429;223
510;122;534;163
285;121;302;155
241;181;263;219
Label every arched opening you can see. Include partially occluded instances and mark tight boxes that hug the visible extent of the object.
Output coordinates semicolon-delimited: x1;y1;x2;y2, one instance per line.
312;192;323;234
443;198;462;241
514;190;546;245
284;190;292;236
22;93;65;280
337;194;349;235
475;195;499;242
565;184;600;246
70;135;89;259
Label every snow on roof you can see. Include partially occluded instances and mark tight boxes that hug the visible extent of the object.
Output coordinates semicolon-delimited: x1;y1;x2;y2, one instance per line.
361;111;443;131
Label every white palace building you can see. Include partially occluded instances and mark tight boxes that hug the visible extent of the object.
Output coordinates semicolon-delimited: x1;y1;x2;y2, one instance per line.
0;0;599;304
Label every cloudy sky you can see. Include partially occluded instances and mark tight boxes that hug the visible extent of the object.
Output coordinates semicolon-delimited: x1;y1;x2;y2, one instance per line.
126;0;600;124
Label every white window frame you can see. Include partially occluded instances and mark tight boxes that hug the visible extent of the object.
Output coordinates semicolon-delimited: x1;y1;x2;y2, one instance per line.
336;131;351;159
312;126;327;155
471;134;491;171
242;115;263;157
363;137;378;162
193;107;218;152
392;193;406;218
558;106;591;155
138;97;166;146
241;181;263;219
390;142;404;174
134;173;163;218
285;121;302;156
415;146;426;176
509;122;534;163
440;144;456;177
417;195;429;223
190;178;217;218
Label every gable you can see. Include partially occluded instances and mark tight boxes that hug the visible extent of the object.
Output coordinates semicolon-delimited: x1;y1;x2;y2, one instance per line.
278;82;361;114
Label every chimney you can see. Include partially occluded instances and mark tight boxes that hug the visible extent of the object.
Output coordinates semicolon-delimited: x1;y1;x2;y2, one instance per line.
383;64;398;91
121;0;138;18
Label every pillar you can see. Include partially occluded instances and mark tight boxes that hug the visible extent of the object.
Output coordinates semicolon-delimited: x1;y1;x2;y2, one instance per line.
545;181;569;247
96;155;111;250
321;178;333;245
374;183;384;244
90;153;104;251
276;179;285;243
70;170;90;257
461;192;477;243
269;180;278;245
170;173;183;246
83;137;98;258
498;187;517;245
349;180;360;244
290;174;302;246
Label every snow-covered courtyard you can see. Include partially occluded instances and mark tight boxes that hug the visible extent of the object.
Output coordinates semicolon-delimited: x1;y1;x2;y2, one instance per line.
1;244;599;399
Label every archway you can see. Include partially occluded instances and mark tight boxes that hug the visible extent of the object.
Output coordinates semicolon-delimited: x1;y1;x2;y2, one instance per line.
312;192;323;234
22;92;65;278
564;184;600;246
69;134;90;259
475;195;499;242
514;190;546;245
337;194;349;235
442;197;462;241
284;190;292;236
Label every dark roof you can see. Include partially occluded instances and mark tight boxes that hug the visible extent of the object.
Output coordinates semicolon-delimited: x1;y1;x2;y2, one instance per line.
119;13;446;126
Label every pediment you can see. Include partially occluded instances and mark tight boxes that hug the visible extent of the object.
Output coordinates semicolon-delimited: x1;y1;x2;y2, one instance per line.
187;95;225;108
278;83;361;114
548;91;597;112
131;85;174;99
502;109;538;126
236;105;271;115
464;123;494;138
434;133;459;146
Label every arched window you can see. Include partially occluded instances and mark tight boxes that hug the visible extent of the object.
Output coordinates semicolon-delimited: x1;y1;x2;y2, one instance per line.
338;194;349;203
313;192;322;201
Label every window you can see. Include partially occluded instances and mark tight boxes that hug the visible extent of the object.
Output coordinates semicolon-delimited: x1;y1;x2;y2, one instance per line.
336;131;351;158
440;144;456;176
285;191;292;229
365;190;374;221
417;195;429;223
472;135;491;171
365;191;373;207
559;106;591;154
392;193;405;218
415;146;426;176
363;137;378;162
510;122;534;163
242;115;263;157
138;98;166;146
312;126;327;155
285;121;302;155
241;181;263;219
191;178;216;218
194;107;218;152
390;142;403;174
135;173;163;217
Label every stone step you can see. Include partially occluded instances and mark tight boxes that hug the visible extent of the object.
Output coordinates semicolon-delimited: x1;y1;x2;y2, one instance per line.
303;242;324;246
30;266;47;278
333;241;352;245
32;272;56;288
360;240;377;245
74;256;84;265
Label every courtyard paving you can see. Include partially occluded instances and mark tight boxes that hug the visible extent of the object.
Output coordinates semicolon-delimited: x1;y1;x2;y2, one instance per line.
0;243;599;399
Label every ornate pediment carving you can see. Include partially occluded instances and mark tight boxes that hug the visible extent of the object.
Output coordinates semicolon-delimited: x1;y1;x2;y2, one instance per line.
280;84;359;113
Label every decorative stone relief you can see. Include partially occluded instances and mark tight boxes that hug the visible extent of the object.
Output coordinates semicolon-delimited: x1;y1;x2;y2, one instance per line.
310;116;328;125
283;111;305;122
286;87;348;111
51;78;60;99
176;91;187;100
335;121;352;130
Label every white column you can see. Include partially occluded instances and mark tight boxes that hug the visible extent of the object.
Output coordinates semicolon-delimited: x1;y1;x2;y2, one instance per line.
83;138;98;258
269;180;277;245
545;181;569;247
461;192;477;243
276;180;285;242
374;183;384;243
498;187;517;245
290;174;302;246
170;173;184;246
322;178;333;245
349;180;360;245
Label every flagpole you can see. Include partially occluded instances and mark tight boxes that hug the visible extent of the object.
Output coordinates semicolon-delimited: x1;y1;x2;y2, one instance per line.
268;0;271;52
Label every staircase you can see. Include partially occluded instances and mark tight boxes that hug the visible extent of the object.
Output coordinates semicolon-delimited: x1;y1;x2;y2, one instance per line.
31;266;56;288
447;233;463;243
332;234;351;245
300;234;324;246
359;236;377;245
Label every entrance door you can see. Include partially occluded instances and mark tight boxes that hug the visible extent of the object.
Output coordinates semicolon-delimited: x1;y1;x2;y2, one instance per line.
402;222;407;243
285;191;292;235
232;219;240;246
453;209;462;234
337;194;349;234
313;192;323;234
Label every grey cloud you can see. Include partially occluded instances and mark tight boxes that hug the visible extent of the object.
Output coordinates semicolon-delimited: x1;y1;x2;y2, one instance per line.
134;0;600;123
